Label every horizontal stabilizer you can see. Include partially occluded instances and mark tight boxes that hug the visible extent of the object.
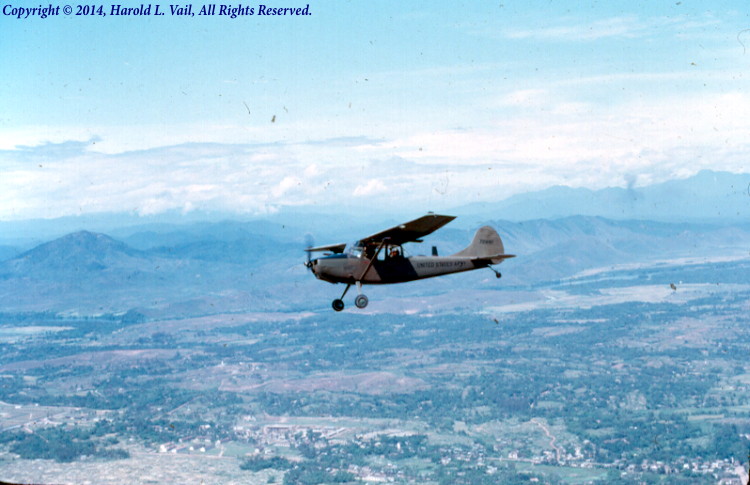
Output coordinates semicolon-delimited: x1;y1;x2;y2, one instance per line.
474;253;516;264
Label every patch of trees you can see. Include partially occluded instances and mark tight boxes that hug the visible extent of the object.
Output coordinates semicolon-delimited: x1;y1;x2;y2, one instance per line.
710;424;750;461
435;466;556;485
240;455;293;471
0;426;129;462
282;463;354;485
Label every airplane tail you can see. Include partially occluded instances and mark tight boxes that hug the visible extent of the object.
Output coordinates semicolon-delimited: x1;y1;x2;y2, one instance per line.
452;226;515;263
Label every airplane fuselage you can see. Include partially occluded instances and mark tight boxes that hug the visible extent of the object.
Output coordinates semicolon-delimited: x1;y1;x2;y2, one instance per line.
304;216;513;311
310;253;492;285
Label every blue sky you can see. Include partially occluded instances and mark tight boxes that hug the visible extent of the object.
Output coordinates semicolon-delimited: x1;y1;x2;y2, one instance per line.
1;1;749;219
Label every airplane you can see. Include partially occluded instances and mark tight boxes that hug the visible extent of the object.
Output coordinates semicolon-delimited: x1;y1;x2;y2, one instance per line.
304;213;515;311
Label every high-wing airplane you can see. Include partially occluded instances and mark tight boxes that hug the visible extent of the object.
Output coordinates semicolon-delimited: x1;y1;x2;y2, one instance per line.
305;213;515;311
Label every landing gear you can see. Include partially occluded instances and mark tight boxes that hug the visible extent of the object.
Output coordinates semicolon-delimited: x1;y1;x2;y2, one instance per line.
330;283;369;311
490;267;502;279
354;281;368;309
332;284;352;312
355;294;369;309
332;299;345;312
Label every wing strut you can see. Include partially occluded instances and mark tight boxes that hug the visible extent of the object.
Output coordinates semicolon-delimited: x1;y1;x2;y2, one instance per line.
333;239;388;312
357;238;389;282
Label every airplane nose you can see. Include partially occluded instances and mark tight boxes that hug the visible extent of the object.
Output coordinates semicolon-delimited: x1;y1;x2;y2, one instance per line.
311;260;324;279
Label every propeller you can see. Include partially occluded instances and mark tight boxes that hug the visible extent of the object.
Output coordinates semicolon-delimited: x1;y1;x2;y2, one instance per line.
304;233;314;271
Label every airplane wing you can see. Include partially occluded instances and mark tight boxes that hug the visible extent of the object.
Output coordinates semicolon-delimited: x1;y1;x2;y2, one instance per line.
305;243;347;254
360;213;456;246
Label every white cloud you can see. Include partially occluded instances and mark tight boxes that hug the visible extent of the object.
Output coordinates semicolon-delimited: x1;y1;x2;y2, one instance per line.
496;16;644;41
271;176;303;198
499;89;550;108
353;179;387;197
2;82;750;221
498;13;720;42
303;164;319;177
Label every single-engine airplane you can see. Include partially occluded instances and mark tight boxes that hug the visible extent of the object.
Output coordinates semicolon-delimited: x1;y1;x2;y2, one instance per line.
305;213;515;311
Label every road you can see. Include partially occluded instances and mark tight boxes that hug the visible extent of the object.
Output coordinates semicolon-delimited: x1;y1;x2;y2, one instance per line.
531;418;564;463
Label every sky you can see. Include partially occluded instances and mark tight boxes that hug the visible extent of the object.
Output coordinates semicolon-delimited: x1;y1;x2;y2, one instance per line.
1;1;749;220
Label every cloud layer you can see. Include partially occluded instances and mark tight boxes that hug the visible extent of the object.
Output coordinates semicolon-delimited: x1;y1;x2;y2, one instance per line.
3;84;750;221
3;3;749;220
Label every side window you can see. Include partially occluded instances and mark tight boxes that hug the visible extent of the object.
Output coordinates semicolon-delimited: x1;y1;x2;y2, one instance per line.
376;244;403;260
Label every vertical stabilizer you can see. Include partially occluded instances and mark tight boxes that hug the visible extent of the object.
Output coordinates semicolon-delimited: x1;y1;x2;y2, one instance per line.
452;226;508;260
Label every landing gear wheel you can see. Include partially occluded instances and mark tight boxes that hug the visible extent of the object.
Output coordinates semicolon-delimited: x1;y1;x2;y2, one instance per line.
495;271;502;279
354;294;369;309
332;299;345;312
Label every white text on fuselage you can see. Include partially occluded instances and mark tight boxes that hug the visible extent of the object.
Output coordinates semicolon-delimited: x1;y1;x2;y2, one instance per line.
416;261;467;269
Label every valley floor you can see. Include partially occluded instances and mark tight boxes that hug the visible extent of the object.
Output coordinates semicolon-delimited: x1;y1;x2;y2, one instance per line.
2;256;750;484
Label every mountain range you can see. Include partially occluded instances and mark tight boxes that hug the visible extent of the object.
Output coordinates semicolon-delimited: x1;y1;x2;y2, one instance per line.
1;170;749;252
453;170;750;222
1;214;749;317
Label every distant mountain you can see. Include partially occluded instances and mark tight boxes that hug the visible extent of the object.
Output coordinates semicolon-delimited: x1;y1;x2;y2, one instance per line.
0;245;21;262
453;170;750;222
0;227;316;315
2;170;748;248
0;231;143;277
0;209;248;247
415;216;750;286
116;220;296;249
150;238;300;264
0;231;217;313
1;216;749;316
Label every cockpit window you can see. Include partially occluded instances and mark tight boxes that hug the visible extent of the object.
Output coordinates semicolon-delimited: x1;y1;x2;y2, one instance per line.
348;241;364;258
349;241;409;260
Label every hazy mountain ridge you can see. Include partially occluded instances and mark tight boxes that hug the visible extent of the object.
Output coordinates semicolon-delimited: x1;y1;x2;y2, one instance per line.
2;171;749;316
453;170;750;222
117;220;297;250
2;170;749;250
0;231;144;277
0;245;21;262
428;216;750;285
1;215;749;316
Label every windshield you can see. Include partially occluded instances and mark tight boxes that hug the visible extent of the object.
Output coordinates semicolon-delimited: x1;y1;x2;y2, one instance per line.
347;240;364;258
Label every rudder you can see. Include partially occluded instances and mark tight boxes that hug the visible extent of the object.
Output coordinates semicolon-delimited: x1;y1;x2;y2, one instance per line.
452;226;506;259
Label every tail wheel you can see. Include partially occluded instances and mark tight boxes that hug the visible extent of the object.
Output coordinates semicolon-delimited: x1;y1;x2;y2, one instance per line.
332;299;345;312
354;294;369;309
